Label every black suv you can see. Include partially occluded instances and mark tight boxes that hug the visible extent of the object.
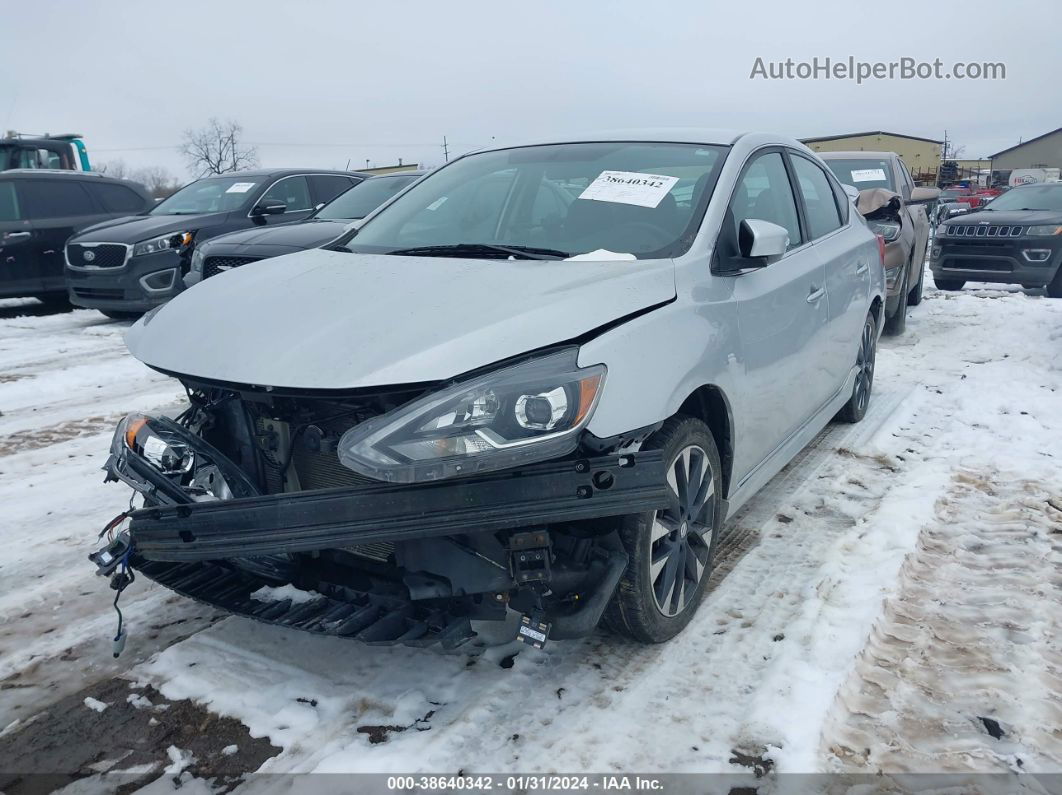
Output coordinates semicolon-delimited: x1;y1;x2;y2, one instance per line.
0;170;153;305
931;182;1062;297
185;170;425;285
65;169;368;317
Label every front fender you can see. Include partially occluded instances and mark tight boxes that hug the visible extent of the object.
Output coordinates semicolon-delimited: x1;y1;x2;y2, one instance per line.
578;297;741;440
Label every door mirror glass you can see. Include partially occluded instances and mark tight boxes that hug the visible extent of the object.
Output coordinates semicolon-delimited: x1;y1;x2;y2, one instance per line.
251;199;287;216
739;218;789;263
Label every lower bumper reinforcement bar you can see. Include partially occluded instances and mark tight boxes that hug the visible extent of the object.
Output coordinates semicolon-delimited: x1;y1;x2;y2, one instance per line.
131;451;667;562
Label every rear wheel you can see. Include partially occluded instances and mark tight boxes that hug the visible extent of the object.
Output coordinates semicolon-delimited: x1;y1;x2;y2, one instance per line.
935;279;965;291
605;416;723;643
837;312;877;424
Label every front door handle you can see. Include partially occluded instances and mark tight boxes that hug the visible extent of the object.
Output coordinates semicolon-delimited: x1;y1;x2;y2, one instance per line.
807;285;826;303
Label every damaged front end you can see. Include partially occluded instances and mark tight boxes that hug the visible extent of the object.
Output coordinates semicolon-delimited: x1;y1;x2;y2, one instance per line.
96;349;667;649
857;188;911;295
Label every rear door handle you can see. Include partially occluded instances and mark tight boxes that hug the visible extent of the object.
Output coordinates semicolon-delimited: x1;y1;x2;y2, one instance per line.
3;231;31;240
807;286;826;303
855;262;869;275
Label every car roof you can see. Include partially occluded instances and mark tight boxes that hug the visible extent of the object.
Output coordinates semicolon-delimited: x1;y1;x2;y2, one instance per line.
0;169;139;187
196;168;371;180
816;151;897;160
476;128;750;152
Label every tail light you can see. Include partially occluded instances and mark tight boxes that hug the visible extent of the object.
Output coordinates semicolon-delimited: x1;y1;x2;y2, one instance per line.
875;234;886;265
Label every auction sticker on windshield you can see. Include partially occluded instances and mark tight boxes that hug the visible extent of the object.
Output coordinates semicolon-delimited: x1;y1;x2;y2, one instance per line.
579;171;680;208
850;168;888;183
225;182;257;194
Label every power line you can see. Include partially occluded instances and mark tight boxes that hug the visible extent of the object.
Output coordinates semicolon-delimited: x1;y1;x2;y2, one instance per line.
93;140;470;154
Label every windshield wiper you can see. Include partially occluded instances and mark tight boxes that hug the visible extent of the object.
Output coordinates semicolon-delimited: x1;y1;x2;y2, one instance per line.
387;243;570;260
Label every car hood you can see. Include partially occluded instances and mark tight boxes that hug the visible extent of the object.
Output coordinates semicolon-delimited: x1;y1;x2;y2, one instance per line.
74;212;226;242
947;209;1062;226
202;219;349;253
126;248;676;390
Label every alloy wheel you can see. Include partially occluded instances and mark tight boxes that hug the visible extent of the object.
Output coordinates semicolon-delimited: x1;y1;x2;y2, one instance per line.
649;444;715;616
853;320;876;412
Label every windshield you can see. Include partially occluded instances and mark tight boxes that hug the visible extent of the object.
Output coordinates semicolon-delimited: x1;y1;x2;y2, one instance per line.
150;175;261;215
316;174;420;220
823;158;894;192
978;184;1062;212
337;142;727;259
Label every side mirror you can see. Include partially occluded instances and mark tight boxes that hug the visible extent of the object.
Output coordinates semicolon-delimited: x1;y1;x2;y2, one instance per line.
251;199;287;216
908;186;941;204
842;184;860;203
739;219;789;264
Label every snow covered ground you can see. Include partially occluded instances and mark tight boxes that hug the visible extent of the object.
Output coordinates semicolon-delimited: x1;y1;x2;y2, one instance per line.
0;277;1059;791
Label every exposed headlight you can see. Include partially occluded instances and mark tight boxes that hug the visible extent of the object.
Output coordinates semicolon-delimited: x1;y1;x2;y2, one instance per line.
133;231;192;257
1026;224;1062;236
190;246;206;273
338;349;606;483
111;413;258;501
118;414;195;475
869;220;901;243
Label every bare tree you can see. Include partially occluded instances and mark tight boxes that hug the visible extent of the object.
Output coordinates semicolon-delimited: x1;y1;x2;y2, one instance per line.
95;160;180;198
136;165;181;198
178;118;258;177
94;159;130;179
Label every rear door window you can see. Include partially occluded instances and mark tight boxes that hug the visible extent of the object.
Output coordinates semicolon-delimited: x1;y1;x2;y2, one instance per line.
17;180;95;219
88;182;146;213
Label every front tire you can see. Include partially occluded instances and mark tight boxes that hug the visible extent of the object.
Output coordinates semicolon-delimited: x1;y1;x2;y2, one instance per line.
883;265;909;336
908;255;926;307
837;311;877;424
605;416;723;643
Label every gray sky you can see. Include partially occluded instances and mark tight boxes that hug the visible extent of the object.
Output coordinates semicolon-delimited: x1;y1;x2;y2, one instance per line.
3;0;1058;179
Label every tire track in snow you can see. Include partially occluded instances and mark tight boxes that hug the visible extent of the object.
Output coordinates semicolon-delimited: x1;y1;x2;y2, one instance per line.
823;470;1062;773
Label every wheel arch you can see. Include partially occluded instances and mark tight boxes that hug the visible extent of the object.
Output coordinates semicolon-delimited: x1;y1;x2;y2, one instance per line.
675;384;734;500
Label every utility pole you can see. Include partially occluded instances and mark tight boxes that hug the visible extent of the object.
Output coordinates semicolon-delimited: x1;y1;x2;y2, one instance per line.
442;135;449;162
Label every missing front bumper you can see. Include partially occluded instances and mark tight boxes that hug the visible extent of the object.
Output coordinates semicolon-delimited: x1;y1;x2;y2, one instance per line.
128;451;667;562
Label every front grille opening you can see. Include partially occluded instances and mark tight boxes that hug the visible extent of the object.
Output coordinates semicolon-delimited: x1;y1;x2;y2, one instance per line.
204;256;260;279
68;243;127;268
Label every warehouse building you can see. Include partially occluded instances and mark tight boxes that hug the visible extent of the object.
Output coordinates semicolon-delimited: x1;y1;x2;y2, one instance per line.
801;131;942;183
989;127;1062;171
